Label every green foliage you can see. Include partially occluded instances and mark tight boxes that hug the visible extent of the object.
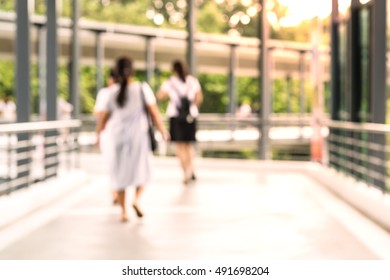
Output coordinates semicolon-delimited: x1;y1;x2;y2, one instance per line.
323;81;331;114
31;64;39;114
272;77;313;114
0;60;94;115
153;69;171;113
197;1;227;34
202;149;257;159
272;79;286;113
0;0;13;11
198;73;228;113
80;66;97;114
272;147;309;161
58;64;70;100
64;0;154;27
0;60;14;99
0;59;320;117
237;76;259;112
35;0;46;15
272;21;311;43
28;63;70;115
62;0;72;18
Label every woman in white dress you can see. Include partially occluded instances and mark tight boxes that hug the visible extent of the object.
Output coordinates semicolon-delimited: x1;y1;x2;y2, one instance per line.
96;57;169;222
157;60;203;184
94;68;119;204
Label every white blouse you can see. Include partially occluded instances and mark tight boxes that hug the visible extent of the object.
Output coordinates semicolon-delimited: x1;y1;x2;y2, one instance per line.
98;82;156;139
160;75;201;118
94;84;116;113
96;82;156;114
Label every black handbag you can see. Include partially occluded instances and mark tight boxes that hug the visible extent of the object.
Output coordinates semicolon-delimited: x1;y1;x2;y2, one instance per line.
140;83;158;152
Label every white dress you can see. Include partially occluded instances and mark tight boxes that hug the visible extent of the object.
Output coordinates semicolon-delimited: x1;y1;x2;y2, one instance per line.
94;84;116;163
100;82;156;190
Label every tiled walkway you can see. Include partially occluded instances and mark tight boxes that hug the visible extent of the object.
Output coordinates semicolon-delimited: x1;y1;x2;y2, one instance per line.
0;154;389;259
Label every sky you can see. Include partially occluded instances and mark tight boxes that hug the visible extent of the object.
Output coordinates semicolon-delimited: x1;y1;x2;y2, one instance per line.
277;0;352;27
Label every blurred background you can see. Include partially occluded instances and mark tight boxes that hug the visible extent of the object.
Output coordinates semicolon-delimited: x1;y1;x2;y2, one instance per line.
0;0;390;260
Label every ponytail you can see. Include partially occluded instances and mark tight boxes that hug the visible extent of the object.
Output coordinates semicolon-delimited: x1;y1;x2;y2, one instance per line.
116;57;133;107
172;60;188;82
117;78;127;107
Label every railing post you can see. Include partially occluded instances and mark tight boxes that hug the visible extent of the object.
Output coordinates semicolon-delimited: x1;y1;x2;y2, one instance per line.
286;73;292;114
37;24;47;120
369;0;387;190
75;127;80;169
145;36;154;87
299;50;306;139
330;0;341;170
45;0;59;180
16;0;31;189
258;0;271;160
186;0;196;76
6;133;12;193
228;44;238;139
70;0;81;118
95;30;104;93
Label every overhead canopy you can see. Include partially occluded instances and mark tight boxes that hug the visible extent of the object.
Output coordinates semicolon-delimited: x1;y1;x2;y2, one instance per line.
0;11;330;79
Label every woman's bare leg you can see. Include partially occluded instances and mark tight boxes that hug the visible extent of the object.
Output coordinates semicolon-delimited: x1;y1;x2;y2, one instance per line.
176;143;189;182
132;185;144;218
134;185;144;205
112;190;118;204
184;143;195;179
117;190;128;222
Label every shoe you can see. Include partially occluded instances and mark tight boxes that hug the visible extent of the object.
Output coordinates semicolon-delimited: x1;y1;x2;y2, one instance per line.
191;173;196;181
132;204;143;218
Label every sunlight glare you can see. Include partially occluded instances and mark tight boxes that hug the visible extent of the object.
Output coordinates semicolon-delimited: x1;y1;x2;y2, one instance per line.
277;0;351;27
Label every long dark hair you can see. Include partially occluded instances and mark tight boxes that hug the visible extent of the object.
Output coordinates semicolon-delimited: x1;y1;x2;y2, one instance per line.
172;60;188;82
116;56;133;107
109;68;118;82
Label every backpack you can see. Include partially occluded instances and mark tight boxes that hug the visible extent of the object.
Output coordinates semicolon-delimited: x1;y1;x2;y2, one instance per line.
171;80;193;123
177;96;192;123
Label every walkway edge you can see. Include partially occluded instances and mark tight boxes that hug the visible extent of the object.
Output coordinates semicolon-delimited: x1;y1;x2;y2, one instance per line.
0;169;88;230
306;163;390;232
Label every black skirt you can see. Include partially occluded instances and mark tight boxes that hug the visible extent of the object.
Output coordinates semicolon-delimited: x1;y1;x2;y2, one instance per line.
169;117;197;142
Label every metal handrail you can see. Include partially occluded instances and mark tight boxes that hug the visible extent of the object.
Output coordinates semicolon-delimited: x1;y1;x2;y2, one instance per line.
0;119;82;133
0;120;81;196
325;119;390;133
324;118;390;193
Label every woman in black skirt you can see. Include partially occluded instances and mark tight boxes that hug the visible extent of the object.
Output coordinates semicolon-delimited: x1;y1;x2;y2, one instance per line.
157;60;203;184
